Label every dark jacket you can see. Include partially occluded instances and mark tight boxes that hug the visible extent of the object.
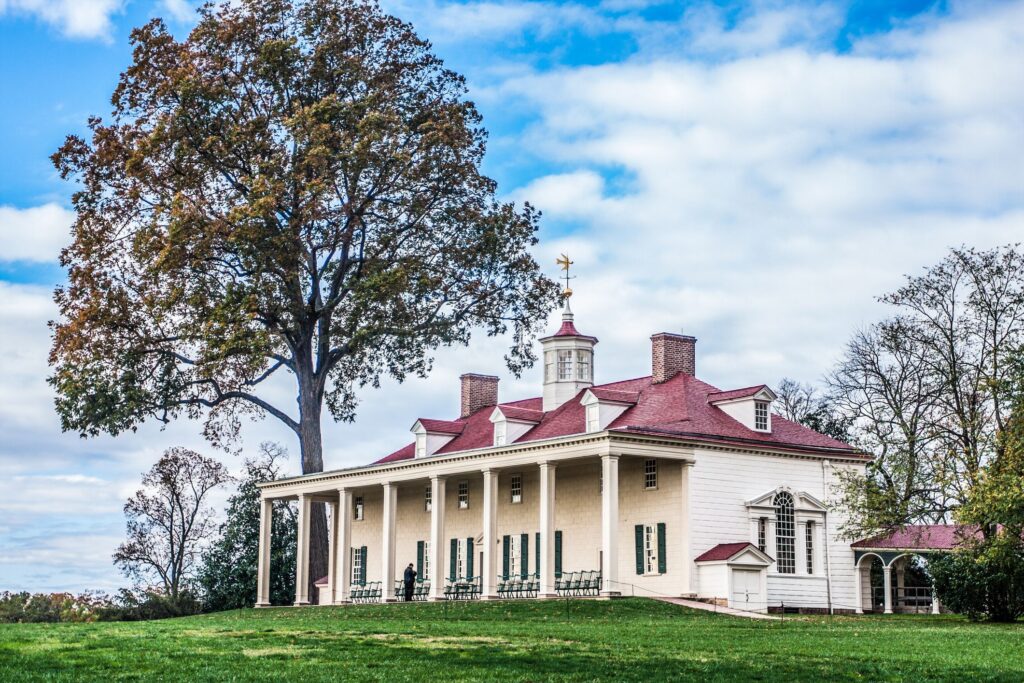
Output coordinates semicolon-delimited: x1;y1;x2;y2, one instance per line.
404;566;416;583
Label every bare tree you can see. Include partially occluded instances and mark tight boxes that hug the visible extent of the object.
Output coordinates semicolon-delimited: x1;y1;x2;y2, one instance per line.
114;447;233;599
829;245;1024;538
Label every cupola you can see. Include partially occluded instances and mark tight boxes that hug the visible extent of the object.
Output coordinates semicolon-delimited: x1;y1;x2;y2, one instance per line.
540;299;598;412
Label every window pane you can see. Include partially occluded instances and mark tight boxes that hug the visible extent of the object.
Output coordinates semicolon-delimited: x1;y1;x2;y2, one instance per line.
644;459;657;489
774;492;795;574
755;401;769;431
576;350;591;381
805;522;814;574
557;349;573;380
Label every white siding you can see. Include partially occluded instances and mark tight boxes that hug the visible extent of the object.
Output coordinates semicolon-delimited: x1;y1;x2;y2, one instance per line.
687;448;862;611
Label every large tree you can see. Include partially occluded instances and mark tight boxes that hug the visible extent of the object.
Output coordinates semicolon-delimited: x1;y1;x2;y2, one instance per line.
50;0;559;598
829;245;1024;539
114;447;232;599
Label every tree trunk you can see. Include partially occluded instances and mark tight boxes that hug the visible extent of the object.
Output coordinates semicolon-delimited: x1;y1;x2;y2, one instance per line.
298;378;329;604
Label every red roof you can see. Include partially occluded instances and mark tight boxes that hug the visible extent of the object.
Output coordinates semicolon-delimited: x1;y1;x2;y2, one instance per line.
695;542;769;562
851;524;982;550
415;419;465;435
496;406;544;422
587;387;640;404
707;385;771;403
373;373;861;465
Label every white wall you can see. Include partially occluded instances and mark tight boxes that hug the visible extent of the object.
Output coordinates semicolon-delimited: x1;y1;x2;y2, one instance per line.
687;448;862;611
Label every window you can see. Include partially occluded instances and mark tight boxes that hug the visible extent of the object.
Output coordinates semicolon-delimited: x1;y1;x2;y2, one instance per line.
805;521;815;574
557;349;573;380
424;486;432;513
510;473;522;504
508;536;519;577
644;459;658;490
494;422;507;447
586;404;600;433
576;350;591;381
457;539;465;579
644;524;658;574
758;517;767;553
423;541;430;580
754;401;769;431
415;435;426;458
458;480;469;509
351;547;362;584
354;496;364;521
544;350;555;382
774;491;795;574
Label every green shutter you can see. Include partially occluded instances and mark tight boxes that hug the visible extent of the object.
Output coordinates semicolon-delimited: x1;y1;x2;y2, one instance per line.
450;538;457;581
634;525;644;575
520;533;529;579
502;535;510;580
555;530;563;578
535;532;540;576
466;538;474;578
417;540;424;577
360;546;368;584
657;523;667;574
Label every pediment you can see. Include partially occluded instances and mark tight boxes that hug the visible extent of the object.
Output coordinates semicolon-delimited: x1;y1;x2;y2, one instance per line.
746;487;827;512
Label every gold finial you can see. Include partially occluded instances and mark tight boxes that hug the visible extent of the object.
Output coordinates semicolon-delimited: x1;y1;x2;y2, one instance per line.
556;253;575;298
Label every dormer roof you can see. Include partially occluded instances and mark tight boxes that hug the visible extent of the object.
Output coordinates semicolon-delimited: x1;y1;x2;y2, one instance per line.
584;387;640;405
491;406;544;423
707;385;777;404
411;418;465;435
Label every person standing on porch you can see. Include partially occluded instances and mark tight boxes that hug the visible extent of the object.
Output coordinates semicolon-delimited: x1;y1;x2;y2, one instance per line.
404;563;417;601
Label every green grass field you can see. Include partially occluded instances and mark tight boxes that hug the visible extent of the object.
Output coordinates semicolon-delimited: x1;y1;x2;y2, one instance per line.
1;598;1022;681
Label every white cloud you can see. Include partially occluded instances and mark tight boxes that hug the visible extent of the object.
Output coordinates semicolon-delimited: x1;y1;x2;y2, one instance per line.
0;0;122;39
160;0;194;23
0;203;73;262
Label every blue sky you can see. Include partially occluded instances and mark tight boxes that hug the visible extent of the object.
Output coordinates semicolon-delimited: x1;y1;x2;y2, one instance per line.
0;0;1021;593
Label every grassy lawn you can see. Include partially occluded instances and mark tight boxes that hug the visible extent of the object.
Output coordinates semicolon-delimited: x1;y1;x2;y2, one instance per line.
1;598;1022;682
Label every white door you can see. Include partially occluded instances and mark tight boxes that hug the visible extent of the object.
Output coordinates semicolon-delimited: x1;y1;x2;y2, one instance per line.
730;569;764;611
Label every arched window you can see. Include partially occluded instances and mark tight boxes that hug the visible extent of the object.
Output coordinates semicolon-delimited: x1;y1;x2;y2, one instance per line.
774;491;795;574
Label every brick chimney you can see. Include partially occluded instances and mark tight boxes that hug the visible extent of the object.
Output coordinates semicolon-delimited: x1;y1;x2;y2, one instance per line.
651;333;696;383
460;373;499;418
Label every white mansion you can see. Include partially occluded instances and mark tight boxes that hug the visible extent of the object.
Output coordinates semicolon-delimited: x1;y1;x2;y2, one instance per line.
256;305;876;614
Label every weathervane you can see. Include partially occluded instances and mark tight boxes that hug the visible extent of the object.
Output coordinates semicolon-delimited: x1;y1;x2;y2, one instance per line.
556;253;575;299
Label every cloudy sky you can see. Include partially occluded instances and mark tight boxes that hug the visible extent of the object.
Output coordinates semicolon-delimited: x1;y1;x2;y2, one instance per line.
1;0;1021;592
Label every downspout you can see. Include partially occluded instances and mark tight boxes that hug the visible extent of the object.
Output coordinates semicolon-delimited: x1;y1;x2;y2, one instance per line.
822;459;834;615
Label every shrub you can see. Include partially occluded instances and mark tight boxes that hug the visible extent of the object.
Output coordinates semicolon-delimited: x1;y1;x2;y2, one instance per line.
930;536;1024;622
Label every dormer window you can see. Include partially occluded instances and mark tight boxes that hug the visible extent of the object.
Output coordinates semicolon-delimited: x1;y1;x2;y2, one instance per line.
755;401;769;431
580;388;639;434
494;422;507;447
415;434;427;458
707;385;776;433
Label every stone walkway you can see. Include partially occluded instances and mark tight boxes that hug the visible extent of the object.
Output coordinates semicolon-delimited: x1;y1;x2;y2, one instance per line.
654;597;780;620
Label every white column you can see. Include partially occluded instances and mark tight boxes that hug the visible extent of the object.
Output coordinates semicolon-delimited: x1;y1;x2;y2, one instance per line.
539;461;557;598
256;497;273;607
333;488;352;604
327;498;338;603
600;454;620;597
882;565;893;614
381;482;398;601
482;469;499;599
854;560;864;614
294;493;312;606
680;463;693;595
429;475;447;600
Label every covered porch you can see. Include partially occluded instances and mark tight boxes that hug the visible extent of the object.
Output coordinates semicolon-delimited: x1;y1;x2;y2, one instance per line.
851;524;974;615
254;432;696;606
